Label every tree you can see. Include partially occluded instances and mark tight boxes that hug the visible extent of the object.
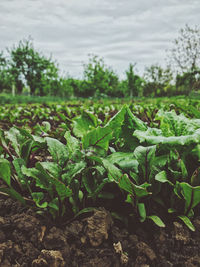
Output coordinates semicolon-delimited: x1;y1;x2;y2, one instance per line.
168;25;200;94
143;64;173;97
125;63;143;97
175;70;200;95
0;52;12;93
82;55;119;97
9;38;59;95
169;24;200;74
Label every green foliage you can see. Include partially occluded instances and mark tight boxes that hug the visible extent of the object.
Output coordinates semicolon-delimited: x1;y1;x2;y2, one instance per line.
143;64;173;97
0;52;12;93
9;38;60;96
82;55;119;97
0;100;200;231
168;24;200;95
125;63;143;97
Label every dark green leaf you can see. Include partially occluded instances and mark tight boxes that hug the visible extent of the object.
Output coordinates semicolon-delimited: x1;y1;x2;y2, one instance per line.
0;159;11;186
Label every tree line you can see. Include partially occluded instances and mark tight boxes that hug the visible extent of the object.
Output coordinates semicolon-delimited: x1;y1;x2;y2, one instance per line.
0;24;200;98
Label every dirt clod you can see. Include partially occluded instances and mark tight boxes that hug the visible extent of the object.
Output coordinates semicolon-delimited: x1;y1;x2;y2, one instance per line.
136;241;156;261
84;208;113;247
173;221;190;244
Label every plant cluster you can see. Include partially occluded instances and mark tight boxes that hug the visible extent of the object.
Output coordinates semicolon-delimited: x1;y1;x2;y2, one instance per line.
0;105;200;231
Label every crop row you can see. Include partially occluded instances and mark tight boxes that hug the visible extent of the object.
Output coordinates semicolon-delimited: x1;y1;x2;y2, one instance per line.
0;104;200;230
0;97;200;131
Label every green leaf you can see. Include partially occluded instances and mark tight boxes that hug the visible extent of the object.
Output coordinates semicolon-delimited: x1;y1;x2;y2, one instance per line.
120;107;147;151
138;203;146;222
134;145;156;182
107;152;138;172
20;139;33;164
32;192;48;208
0;187;26;205
39;162;62;179
62;162;86;184
102;158;123;182
22;165;50;189
155;171;174;186
90;178;110;198
178;215;195;231
134;128;200;147
178;182;200;214
42;121;51;132
179;159;188;181
73;207;96;219
156;109;200;137
82;172;96;194
130;171;140;185
73;111;98;138
64;131;79;158
105;105;126;139
46;137;68;166
36;163;72;200
168;208;176;214
147;215;165;227
48;198;59;211
70;179;80;202
82;126;112;151
119;174;150;198
13;158;27;186
6;127;32;157
0;159;11;186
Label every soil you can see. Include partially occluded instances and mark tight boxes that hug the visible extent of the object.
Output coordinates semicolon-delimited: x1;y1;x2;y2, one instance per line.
1;196;200;267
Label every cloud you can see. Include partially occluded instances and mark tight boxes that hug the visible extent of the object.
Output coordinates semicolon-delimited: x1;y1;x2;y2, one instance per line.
0;0;199;78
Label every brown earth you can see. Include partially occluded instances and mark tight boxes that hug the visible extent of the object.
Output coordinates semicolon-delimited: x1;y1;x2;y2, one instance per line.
1;196;200;267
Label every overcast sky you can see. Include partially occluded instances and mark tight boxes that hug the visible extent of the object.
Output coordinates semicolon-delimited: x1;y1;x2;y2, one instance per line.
0;0;199;78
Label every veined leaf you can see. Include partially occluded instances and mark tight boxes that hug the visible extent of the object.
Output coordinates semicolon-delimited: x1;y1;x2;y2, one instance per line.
177;182;200;214
64;131;79;158
102;158;123;182
46;137;68;166
134;110;200;147
120;107;147;151
62;161;86;184
134;145;156;182
39;162;62;179
156;109;200;137
82;126;112;150
6;127;32;157
105;105;126;139
73;111;98;138
36;163;72;200
107;152;138;172
21;165;50;190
